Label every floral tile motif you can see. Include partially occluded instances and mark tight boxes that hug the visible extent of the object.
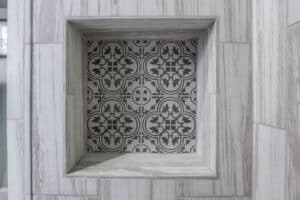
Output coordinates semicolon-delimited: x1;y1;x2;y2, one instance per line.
87;40;197;153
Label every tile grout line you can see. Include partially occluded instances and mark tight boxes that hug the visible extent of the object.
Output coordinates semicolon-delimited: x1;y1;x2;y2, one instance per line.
221;41;249;44
32;194;99;198
255;122;286;132
288;20;300;28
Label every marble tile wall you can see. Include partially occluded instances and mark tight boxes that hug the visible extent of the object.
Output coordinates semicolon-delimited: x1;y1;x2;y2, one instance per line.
7;0;31;199
9;0;253;195
10;0;299;199
286;1;300;198
252;0;290;200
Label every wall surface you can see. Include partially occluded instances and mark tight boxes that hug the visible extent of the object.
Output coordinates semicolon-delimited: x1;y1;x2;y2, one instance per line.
7;0;31;199
252;0;288;200
32;0;252;199
287;0;300;199
7;0;296;199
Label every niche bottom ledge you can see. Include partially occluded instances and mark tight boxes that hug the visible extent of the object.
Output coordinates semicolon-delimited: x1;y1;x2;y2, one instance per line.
67;153;216;178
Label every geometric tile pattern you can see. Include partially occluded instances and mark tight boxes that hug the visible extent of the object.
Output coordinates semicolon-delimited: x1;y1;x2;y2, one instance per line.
87;40;197;153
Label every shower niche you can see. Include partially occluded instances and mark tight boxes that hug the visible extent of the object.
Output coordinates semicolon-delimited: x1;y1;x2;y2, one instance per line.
65;18;217;177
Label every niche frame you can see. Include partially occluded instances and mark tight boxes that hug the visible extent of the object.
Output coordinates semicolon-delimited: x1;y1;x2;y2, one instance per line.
64;17;217;177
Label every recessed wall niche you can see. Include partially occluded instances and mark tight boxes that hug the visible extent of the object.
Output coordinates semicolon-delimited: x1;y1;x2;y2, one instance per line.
65;18;217;177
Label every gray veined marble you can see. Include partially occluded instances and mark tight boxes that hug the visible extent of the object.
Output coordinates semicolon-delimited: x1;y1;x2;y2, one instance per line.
9;0;298;199
287;22;300;200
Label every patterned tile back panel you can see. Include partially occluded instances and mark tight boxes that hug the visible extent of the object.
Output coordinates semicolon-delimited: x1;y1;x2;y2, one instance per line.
87;40;197;153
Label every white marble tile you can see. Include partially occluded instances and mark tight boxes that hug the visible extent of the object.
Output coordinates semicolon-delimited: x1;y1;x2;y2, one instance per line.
177;179;215;197
33;195;99;200
7;0;32;199
218;43;252;196
218;0;249;42
115;0;139;16
33;0;63;43
217;43;251;196
286;24;300;200
286;103;300;200
253;0;288;128
100;179;151;200
179;197;250;200
288;0;300;26
87;0;99;17
252;1;290;199
32;44;97;195
63;0;85;17
7;120;31;200
252;123;287;200
289;25;300;104
7;0;29;119
152;180;177;200
176;43;252;197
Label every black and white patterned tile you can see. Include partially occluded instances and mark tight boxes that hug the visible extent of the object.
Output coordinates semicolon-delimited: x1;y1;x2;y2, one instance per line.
87;40;197;153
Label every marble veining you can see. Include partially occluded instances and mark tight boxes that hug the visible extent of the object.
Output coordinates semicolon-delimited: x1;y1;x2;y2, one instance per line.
87;40;197;153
